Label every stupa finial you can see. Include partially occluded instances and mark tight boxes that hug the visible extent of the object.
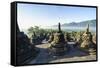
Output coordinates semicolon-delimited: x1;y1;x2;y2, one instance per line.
86;24;89;32
58;22;61;32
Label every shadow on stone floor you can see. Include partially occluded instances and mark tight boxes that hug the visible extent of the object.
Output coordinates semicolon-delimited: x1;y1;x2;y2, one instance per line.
46;47;90;62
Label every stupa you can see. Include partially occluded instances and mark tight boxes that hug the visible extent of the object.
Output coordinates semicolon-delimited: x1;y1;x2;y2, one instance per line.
64;32;68;42
92;33;96;49
75;31;83;48
49;23;68;56
48;32;54;43
80;24;96;55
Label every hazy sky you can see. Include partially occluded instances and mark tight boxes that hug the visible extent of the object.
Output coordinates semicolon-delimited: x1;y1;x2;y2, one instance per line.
17;3;96;30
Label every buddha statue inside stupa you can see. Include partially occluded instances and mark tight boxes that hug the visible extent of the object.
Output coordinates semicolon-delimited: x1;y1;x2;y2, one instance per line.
49;23;68;56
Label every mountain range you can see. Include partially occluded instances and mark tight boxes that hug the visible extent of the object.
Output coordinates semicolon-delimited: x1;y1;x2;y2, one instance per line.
53;19;96;27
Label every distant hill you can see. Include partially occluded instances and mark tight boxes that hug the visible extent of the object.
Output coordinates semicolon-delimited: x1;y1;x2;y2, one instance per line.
53;19;96;27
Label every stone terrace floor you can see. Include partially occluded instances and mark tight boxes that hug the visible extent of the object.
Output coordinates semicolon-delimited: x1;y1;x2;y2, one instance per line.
27;41;96;64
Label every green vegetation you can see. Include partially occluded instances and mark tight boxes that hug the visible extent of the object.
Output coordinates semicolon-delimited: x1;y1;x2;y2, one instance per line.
27;26;96;41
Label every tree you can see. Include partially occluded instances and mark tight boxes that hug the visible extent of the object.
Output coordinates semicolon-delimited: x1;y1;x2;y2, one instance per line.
27;27;34;37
